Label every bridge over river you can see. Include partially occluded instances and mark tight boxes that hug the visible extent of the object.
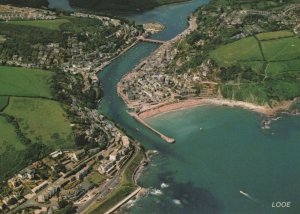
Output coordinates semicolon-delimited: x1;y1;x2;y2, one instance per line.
138;36;165;44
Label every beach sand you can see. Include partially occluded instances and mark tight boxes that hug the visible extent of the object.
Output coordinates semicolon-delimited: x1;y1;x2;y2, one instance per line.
138;98;294;119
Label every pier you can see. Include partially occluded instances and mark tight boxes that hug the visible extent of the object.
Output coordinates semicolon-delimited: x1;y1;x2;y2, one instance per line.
129;112;175;144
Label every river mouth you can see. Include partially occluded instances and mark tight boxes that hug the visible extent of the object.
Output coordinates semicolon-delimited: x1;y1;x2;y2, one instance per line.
97;0;300;213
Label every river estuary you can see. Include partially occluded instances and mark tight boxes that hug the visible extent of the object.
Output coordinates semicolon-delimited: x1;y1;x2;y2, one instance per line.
131;107;300;214
93;1;300;213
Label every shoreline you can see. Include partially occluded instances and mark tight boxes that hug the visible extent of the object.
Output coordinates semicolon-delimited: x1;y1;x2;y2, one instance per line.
137;98;294;120
95;39;140;73
129;112;175;143
116;15;295;122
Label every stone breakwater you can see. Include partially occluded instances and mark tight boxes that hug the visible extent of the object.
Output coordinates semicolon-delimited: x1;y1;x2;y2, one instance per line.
130;112;175;143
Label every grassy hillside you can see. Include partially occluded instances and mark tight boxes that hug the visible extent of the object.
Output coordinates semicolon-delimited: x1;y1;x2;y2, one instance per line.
0;116;27;179
0;96;8;111
210;32;300;103
210;37;263;67
0;35;5;44
171;0;300;105
69;0;188;12
0;66;54;98
256;30;294;41
4;97;74;147
0;66;73;180
7;19;70;30
262;37;300;61
0;116;25;151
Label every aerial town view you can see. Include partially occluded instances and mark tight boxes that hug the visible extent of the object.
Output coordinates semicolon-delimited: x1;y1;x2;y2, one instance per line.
0;0;300;213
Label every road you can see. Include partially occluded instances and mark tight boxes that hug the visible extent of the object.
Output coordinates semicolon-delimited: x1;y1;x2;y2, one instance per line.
9;149;105;214
76;175;120;213
76;145;140;214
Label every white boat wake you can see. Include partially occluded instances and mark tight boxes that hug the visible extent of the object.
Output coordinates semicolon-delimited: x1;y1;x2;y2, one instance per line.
173;199;182;206
239;190;259;203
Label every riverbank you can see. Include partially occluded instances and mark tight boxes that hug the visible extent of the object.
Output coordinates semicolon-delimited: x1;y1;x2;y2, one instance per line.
115;14;201;143
117;14;198;103
138;98;295;119
95;39;140;73
69;0;190;13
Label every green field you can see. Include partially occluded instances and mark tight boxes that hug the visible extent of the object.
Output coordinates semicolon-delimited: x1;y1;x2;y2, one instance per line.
0;96;9;111
0;66;53;98
0;35;5;43
0;116;25;152
0;116;28;180
241;61;266;73
266;59;300;76
210;33;300;103
256;30;294;41
4;97;74;147
70;0;188;12
262;37;300;61
88;172;106;185
0;65;74;179
6;19;70;30
209;37;264;67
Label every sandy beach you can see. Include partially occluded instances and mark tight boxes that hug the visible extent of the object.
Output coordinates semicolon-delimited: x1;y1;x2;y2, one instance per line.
138;98;294;119
116;13;295;122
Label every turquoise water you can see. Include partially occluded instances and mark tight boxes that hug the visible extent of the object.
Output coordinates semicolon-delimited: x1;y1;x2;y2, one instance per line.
97;0;300;213
129;107;300;214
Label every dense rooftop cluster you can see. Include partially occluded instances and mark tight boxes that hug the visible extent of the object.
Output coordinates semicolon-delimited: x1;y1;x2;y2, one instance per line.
2;135;134;213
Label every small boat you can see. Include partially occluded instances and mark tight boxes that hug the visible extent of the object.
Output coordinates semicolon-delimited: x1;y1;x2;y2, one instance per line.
239;190;248;197
199;127;203;131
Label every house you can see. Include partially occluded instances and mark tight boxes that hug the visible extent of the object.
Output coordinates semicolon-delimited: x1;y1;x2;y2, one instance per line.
2;196;17;206
34;206;48;214
106;164;117;176
88;148;100;155
98;161;115;174
72;149;85;161
38;186;59;203
8;177;21;189
109;150;120;161
116;156;128;169
17;167;35;180
37;195;46;203
50;150;63;159
75;165;90;180
32;181;48;194
121;136;130;148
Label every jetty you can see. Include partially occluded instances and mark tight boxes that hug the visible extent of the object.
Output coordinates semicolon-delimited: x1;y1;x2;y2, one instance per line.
129;112;175;144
